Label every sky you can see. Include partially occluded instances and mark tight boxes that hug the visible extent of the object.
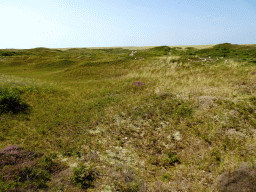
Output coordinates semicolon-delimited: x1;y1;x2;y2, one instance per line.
0;0;256;49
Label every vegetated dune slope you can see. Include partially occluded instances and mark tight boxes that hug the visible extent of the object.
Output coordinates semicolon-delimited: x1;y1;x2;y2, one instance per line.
0;43;256;191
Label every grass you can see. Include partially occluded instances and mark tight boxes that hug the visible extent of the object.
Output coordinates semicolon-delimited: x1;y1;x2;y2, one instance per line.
0;43;256;191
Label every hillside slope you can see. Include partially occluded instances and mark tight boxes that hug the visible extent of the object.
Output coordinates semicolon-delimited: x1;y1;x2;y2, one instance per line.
0;44;256;191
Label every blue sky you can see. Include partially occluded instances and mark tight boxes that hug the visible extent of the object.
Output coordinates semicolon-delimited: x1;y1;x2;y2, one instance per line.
0;0;255;49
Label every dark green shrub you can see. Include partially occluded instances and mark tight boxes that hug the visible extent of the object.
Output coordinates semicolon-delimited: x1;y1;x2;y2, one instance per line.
161;152;180;167
0;51;17;56
71;164;98;189
0;87;29;114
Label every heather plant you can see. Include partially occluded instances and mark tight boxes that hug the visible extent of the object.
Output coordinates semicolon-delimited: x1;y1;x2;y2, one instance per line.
0;145;66;191
133;81;146;86
0;145;38;168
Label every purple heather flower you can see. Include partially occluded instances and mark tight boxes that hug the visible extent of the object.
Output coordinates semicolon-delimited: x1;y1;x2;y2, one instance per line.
0;145;20;153
133;82;145;86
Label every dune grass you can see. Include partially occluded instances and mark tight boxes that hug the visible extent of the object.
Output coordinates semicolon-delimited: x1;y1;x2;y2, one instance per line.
0;43;256;191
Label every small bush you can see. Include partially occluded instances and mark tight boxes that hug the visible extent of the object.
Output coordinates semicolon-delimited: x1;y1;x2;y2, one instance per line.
161;152;180;167
71;164;98;189
0;51;17;56
0;87;29;114
0;145;39;168
0;145;66;191
2;164;50;185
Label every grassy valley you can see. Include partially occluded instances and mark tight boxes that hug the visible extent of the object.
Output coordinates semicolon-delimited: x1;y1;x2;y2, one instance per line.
0;43;256;191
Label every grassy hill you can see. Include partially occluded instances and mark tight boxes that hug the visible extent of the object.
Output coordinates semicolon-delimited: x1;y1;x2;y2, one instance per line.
0;43;256;191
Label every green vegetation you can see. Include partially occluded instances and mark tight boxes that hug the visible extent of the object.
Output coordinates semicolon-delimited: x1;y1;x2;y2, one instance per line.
0;86;29;114
71;164;98;189
0;43;256;191
0;146;66;191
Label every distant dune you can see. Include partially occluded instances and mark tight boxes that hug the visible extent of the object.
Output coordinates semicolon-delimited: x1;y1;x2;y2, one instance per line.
53;44;216;51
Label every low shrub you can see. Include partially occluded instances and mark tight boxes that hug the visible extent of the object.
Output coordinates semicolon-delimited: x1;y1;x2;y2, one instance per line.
0;87;29;114
161;152;180;167
71;164;98;189
0;51;18;56
0;145;66;191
